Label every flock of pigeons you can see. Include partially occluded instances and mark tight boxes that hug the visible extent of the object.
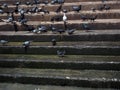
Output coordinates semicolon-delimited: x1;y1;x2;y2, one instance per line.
0;0;111;56
0;0;71;34
0;39;65;57
0;0;111;33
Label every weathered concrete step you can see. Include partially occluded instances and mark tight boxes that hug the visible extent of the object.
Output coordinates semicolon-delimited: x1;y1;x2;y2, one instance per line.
0;30;120;41
0;68;120;88
0;0;116;5
0;83;118;90
0;55;120;62
1;10;120;21
4;1;120;12
0;45;120;55
0;19;120;31
0;41;120;47
0;55;120;70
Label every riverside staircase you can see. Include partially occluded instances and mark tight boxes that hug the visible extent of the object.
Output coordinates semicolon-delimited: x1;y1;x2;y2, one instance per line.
0;0;120;90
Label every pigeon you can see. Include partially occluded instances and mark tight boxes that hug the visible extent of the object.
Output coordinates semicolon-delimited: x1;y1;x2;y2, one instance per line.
82;23;90;32
67;29;75;35
23;41;31;47
89;15;97;22
104;5;111;11
23;24;35;32
14;1;21;6
51;16;62;22
57;50;66;57
98;5;105;11
58;0;65;4
33;0;40;4
42;9;50;14
19;19;27;25
19;8;25;15
51;38;57;46
23;41;32;53
31;6;39;13
101;0;106;3
0;40;8;46
25;2;31;6
6;15;14;23
63;13;68;30
91;7;96;12
63;13;67;22
80;14;88;21
57;29;65;34
49;24;57;33
51;0;65;4
2;3;8;8
62;9;68;13
32;29;39;33
51;0;57;4
37;25;47;33
14;5;19;14
55;4;62;13
41;1;49;5
13;21;18;32
0;9;4;14
72;5;81;12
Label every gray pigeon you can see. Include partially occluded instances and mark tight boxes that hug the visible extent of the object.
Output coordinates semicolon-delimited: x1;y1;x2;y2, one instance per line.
0;40;8;45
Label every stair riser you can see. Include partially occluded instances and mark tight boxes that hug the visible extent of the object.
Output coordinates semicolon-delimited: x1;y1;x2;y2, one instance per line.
45;3;120;12
0;61;120;70
0;46;120;55
0;0;120;89
1;12;120;21
0;34;120;41
0;0;115;5
0;0;90;4
0;23;120;31
3;2;120;13
0;75;120;88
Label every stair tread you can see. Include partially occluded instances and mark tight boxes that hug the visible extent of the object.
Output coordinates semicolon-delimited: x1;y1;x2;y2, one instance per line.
0;68;120;81
0;30;120;35
0;83;117;90
0;41;120;47
0;19;118;26
1;19;120;24
0;9;120;17
4;1;119;7
0;0;120;89
27;19;120;24
0;55;120;62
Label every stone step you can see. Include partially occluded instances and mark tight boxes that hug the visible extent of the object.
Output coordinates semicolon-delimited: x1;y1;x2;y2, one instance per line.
2;1;119;12
0;0;119;89
0;41;120;46
0;44;120;55
0;19;120;31
1;10;120;21
0;55;120;70
0;30;120;41
0;68;120;88
0;83;118;90
0;0;117;5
